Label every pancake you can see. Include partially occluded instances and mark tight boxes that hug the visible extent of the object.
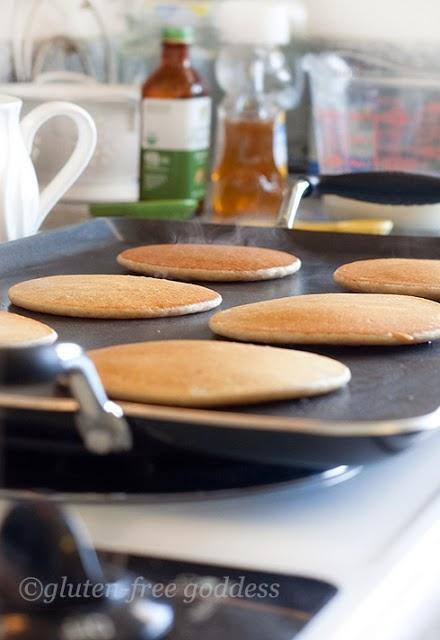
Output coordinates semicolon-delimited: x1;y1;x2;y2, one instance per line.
117;243;301;282
8;275;222;319
209;293;440;346
0;311;57;347
334;258;440;300
88;340;351;408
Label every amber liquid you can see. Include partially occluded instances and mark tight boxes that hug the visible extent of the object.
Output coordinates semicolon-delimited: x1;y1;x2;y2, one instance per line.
212;117;287;219
142;42;209;213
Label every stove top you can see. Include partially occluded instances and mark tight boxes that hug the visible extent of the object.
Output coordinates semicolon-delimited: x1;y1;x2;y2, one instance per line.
99;551;337;640
0;426;439;640
60;435;440;640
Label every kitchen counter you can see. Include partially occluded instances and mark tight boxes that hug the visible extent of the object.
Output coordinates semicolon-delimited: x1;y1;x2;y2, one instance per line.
42;203;91;231
42;200;440;237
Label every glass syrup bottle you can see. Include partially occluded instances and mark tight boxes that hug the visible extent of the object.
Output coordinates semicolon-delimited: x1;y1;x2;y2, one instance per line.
140;26;211;214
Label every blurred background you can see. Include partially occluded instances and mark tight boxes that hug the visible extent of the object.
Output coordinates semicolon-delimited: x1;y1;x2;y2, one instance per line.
2;0;440;229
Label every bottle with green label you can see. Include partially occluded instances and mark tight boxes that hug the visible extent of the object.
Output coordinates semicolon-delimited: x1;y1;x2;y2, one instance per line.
140;26;212;213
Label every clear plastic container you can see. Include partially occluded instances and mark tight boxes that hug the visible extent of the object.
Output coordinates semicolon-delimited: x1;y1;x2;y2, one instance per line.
305;52;440;176
211;1;300;220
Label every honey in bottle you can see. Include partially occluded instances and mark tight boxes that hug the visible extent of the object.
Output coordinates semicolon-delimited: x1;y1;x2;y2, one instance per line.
211;1;292;221
212;111;288;219
140;26;211;211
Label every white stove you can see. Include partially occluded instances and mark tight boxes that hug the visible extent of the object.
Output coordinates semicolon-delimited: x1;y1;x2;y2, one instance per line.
0;438;439;639
21;433;433;640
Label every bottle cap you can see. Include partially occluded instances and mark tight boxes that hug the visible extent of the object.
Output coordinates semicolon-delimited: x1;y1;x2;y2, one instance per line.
161;26;194;45
216;1;291;46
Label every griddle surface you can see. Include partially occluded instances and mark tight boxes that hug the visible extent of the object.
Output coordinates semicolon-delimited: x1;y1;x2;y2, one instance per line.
1;218;439;422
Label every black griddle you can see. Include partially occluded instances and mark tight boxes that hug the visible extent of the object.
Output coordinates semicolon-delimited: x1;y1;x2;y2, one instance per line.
0;217;440;468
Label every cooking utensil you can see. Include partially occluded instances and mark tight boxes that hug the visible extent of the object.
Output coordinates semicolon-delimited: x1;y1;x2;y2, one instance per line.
0;94;96;241
0;342;131;455
302;172;440;205
0;342;357;501
277;172;440;229
294;219;393;234
90;200;198;220
0;218;439;469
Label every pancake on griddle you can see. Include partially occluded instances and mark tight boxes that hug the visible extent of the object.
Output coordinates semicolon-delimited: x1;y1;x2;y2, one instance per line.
209;293;440;346
88;340;351;408
9;275;222;319
0;311;57;347
334;258;440;300
117;244;301;282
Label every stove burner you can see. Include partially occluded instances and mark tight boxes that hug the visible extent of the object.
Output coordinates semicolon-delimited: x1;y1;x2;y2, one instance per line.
98;551;338;640
0;502;174;640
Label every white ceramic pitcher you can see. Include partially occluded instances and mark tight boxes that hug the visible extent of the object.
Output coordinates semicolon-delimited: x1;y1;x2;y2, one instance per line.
0;94;97;241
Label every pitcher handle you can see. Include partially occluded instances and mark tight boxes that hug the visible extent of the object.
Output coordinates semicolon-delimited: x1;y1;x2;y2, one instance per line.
20;102;97;232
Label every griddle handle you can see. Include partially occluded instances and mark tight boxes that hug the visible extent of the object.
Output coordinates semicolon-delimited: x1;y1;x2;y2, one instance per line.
277;178;313;229
0;344;64;386
0;343;132;455
57;344;133;455
276;171;440;229
314;172;440;205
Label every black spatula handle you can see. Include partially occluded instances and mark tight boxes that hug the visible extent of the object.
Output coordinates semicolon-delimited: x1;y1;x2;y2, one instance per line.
311;172;440;205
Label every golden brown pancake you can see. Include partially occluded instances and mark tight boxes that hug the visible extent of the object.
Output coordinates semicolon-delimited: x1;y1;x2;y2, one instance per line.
88;340;351;407
9;275;222;319
334;258;440;300
117;243;301;282
0;311;57;347
209;293;440;346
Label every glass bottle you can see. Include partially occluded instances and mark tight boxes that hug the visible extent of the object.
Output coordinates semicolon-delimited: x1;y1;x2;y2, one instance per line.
211;2;293;221
140;26;211;213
